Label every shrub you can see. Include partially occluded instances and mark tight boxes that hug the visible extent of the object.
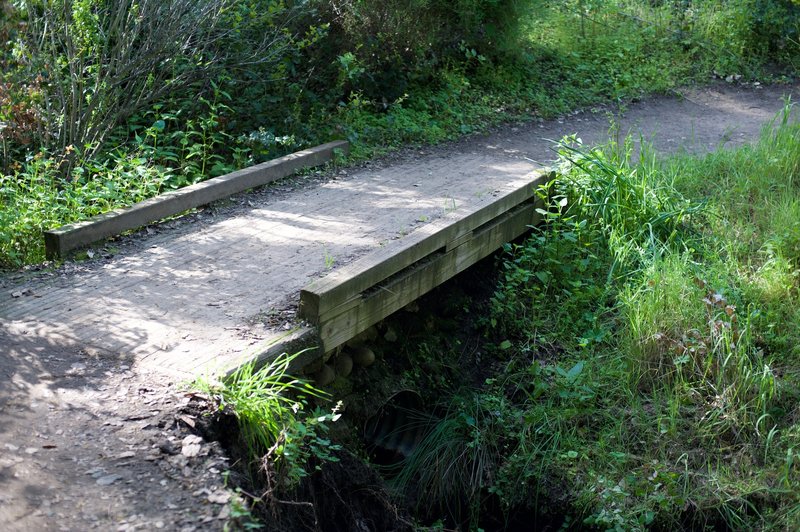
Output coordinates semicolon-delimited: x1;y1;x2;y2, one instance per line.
10;0;296;160
299;0;537;103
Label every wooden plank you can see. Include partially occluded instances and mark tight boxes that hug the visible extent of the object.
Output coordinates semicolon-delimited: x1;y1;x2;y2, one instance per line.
44;140;350;259
300;169;553;322
446;231;474;252
317;200;542;352
221;326;320;378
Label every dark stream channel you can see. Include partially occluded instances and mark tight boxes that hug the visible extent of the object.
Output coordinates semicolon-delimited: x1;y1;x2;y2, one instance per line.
200;245;573;531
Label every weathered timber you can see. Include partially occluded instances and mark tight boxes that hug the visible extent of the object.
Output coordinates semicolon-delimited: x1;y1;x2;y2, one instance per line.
300;169;554;323
300;169;553;353
222;326;319;378
315;201;541;352
44;140;349;259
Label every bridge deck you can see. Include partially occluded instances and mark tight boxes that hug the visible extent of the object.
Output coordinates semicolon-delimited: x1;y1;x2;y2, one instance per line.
0;149;544;378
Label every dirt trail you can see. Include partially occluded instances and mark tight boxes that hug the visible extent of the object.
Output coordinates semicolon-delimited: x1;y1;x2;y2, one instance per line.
1;82;797;531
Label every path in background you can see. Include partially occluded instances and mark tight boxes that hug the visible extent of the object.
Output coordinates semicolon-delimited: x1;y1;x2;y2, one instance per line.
0;82;796;531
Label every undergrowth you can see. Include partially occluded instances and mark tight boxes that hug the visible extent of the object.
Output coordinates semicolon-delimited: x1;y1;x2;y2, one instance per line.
385;104;800;530
1;1;798;267
194;352;342;491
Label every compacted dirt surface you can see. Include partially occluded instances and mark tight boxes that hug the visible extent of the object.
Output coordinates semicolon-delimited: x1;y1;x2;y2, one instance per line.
1;325;236;531
1;81;798;531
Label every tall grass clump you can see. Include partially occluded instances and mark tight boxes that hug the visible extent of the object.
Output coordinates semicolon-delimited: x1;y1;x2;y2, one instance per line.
387;392;518;529
664;101;800;357
621;257;778;443
554;137;705;273
195;352;341;488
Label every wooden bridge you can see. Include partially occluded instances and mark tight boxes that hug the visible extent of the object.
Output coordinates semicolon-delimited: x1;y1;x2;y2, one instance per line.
1;140;550;379
2;85;789;380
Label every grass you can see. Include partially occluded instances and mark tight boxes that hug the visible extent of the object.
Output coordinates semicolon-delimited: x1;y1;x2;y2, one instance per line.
387;104;800;529
194;352;341;489
503;107;800;529
390;392;508;528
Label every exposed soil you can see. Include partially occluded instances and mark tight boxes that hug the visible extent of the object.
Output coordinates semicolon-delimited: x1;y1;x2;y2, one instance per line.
0;325;233;531
1;81;798;531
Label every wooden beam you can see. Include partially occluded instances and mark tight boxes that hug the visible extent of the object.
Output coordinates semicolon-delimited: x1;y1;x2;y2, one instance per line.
44;140;350;259
300;170;553;322
221;326;320;378
314;199;544;352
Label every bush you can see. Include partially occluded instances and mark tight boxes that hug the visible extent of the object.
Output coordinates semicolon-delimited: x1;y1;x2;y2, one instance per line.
9;0;296;160
297;0;537;103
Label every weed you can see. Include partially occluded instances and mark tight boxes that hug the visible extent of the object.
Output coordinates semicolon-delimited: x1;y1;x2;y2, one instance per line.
443;197;458;215
473;109;800;528
554;138;705;274
489;181;614;351
194;352;341;489
0;147;171;266
323;248;335;270
224;489;265;531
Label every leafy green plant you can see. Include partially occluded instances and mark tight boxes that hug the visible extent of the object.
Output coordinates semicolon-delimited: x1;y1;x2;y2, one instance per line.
195;352;342;488
0;146;172;266
489;181;614;352
224;489;265;531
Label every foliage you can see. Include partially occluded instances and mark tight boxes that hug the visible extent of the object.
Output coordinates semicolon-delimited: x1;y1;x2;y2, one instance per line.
1;0;799;269
0;147;171;266
10;0;295;159
195;352;342;489
299;0;534;103
490;205;614;352
391;107;800;529
555;136;707;273
491;110;799;528
391;392;510;528
224;490;265;531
